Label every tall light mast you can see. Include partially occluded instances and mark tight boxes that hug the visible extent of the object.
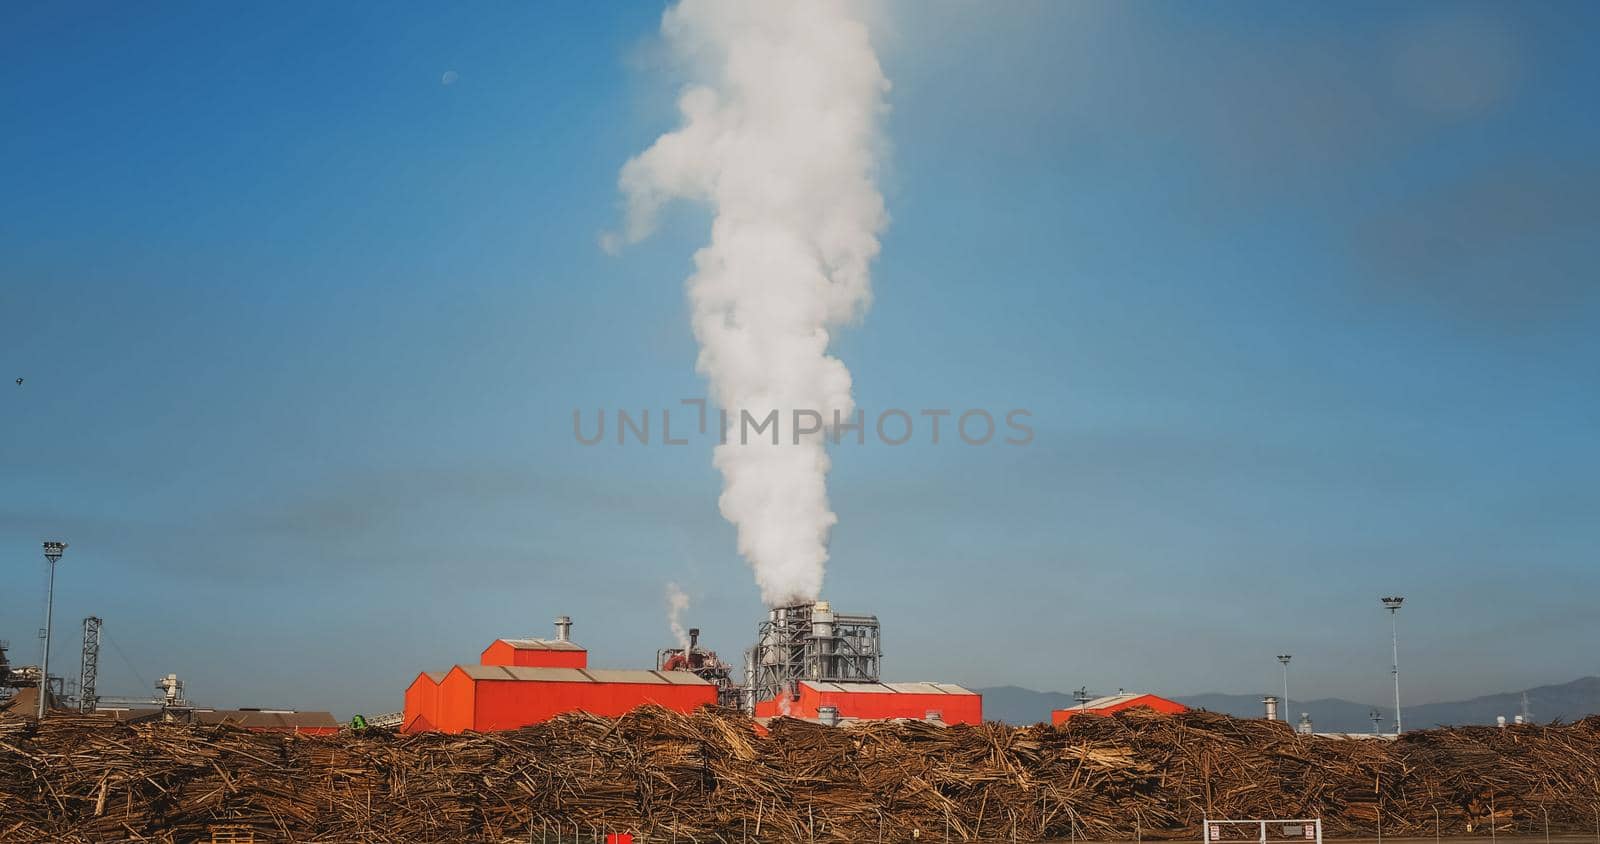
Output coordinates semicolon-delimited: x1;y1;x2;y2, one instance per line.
37;541;67;719
1382;596;1405;734
1276;654;1292;722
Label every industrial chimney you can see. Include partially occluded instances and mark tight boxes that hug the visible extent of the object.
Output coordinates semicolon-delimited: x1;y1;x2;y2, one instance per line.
553;615;572;642
689;627;700;650
1262;695;1279;721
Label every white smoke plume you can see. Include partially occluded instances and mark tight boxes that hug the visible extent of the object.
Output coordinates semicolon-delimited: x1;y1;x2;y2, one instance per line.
612;1;889;607
666;581;692;649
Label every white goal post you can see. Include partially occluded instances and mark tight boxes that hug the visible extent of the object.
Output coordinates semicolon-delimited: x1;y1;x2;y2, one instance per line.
1203;818;1323;844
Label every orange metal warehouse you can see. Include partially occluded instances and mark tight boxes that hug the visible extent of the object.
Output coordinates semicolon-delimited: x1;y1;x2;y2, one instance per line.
754;681;982;725
426;665;716;733
1051;692;1186;725
480;637;589;669
404;618;717;734
403;671;447;733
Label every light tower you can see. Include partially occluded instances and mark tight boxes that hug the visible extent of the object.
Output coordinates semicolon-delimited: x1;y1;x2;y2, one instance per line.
1276;654;1292;722
1382;596;1404;734
37;541;67;719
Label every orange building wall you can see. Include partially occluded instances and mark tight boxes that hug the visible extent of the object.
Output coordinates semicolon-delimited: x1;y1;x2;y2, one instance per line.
479;641;589;669
403;673;442;733
469;679;716;732
414;667;717;734
1051;694;1187;725
755;685;983;725
434;669;480;733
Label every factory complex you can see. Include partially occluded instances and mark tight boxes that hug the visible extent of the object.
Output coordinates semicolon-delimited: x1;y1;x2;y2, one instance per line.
403;601;1027;732
5;599;1191;733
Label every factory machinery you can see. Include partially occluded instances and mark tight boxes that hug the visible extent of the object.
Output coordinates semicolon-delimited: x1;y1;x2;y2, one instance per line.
745;601;881;712
656;600;882;714
655;628;739;708
0;639;42;701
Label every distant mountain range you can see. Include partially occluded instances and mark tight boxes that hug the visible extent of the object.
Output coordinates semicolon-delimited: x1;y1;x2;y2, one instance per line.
976;677;1600;732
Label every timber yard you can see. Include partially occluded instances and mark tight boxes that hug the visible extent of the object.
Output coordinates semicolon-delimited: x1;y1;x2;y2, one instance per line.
7;0;1599;842
3;595;1599;842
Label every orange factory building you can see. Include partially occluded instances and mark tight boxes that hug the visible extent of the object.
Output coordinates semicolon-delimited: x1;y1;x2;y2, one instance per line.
1051;692;1187;725
754;680;982;725
403;616;717;734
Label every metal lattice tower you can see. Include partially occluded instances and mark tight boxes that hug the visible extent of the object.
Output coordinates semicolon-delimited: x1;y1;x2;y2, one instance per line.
78;616;102;714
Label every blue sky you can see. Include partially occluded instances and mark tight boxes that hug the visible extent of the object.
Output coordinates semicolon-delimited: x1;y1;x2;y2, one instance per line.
3;1;1597;719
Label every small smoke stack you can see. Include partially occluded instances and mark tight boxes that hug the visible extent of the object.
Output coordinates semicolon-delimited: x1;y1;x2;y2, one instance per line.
688;627;700;651
818;705;839;727
1262;695;1279;721
553;615;572;642
1497;715;1507;728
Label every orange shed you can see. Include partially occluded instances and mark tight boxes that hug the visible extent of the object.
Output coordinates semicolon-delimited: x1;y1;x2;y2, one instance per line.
418;665;718;734
1051;692;1186;725
754;681;983;725
403;671;446;733
480;637;589;669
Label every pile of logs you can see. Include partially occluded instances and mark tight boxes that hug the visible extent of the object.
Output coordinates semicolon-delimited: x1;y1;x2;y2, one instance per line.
2;707;1597;842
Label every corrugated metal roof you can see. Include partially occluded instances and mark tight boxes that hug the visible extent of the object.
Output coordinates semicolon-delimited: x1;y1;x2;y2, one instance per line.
424;671;447;684
801;680;977;696
450;665;712;686
884;682;976;695
1080;693;1143;710
653;671;712;686
495;638;586;652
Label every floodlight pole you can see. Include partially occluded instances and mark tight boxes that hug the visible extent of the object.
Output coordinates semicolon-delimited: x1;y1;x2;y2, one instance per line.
1382;596;1404;734
37;541;67;719
1277;655;1292;722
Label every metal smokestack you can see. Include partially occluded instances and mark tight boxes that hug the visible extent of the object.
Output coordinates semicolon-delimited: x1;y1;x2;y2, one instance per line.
689;627;700;651
1262;695;1279;721
554;615;572;642
811;601;834;678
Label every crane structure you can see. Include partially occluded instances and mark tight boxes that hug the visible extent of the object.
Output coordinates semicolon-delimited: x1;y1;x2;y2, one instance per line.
78;616;102;714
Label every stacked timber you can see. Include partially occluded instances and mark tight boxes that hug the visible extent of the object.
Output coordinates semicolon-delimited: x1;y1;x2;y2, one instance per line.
1;707;1597;842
